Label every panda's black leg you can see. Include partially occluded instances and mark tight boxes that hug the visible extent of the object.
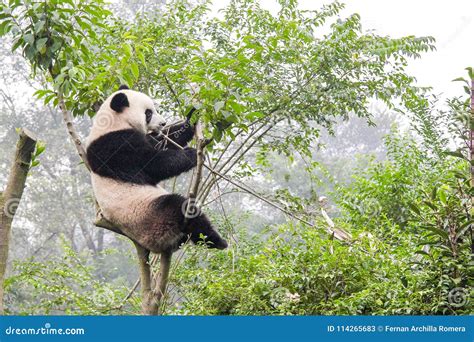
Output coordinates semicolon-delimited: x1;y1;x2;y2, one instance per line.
185;213;228;250
151;194;227;250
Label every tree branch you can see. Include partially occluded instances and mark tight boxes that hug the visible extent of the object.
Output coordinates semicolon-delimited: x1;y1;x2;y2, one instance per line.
57;96;89;170
0;129;37;314
56;94;124;237
158;132;351;242
133;241;156;315
150;122;208;315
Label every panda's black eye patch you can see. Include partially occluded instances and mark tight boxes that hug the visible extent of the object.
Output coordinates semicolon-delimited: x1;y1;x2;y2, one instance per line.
145;109;153;124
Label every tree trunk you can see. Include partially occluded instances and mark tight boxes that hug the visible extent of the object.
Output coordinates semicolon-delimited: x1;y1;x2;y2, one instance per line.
155;250;172;315
96;228;104;253
134;241;157;315
134;122;207;315
470;79;474;255
470;79;474;187
0;129;37;314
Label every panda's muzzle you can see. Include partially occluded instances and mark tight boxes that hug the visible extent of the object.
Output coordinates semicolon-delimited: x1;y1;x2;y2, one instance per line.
147;121;166;135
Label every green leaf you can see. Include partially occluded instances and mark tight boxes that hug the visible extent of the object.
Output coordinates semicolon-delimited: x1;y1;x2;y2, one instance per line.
130;63;139;78
466;66;474;80
420;225;448;239
0;20;11;35
451;77;468;85
137;51;145;66
35;143;46;156
123;43;132;57
34;20;45;32
23;33;34;44
438;189;447;205
408;202;420;215
246;111;265;120
35;38;48;52
214;101;225;112
443;150;466;160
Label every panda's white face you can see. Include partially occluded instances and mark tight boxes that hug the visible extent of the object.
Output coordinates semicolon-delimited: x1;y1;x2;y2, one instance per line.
91;89;166;138
118;89;166;134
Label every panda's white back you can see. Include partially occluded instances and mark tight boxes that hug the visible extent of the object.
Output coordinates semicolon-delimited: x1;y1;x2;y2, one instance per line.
92;174;169;241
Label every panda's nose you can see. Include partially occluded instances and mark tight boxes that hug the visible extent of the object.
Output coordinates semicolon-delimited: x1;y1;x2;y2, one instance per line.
161;122;166;127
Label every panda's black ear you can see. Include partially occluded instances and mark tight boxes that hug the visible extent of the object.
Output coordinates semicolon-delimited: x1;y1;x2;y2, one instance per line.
110;92;129;113
118;84;129;90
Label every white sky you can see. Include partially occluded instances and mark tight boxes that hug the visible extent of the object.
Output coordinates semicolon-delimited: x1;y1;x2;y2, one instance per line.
214;0;474;98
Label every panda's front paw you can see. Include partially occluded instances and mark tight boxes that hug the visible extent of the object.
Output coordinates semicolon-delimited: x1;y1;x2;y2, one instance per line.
184;147;197;167
186;107;196;122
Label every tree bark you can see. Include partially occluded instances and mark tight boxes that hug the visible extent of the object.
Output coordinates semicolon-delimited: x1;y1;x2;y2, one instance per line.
0;129;37;314
145;122;206;315
470;79;474;255
96;228;104;253
155;250;172;315
133;241;156;315
56;95;124;238
470;79;474;188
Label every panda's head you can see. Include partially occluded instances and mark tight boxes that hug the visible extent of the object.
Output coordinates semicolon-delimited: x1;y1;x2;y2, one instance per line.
93;85;166;135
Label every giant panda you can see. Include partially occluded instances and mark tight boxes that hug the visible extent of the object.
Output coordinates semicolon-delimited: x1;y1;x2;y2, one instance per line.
85;85;228;253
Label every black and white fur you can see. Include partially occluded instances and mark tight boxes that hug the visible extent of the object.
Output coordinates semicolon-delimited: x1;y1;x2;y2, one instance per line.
86;86;227;253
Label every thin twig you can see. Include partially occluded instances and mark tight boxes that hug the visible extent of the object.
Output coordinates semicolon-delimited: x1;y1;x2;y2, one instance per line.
157;132;350;242
163;72;182;110
57;96;89;170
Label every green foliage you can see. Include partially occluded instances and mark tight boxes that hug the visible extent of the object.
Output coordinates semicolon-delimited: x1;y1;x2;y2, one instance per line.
0;0;152;117
4;244;134;315
334;78;474;314
168;77;474;315
169;222;471;315
335;135;472;313
0;0;435;157
1;0;470;316
168;125;472;315
337;130;450;230
30;140;45;168
132;0;435;152
0;0;108;75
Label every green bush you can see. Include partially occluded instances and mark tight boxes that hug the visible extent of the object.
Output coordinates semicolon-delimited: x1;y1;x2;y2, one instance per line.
168;219;471;315
4;244;135;315
167;126;473;315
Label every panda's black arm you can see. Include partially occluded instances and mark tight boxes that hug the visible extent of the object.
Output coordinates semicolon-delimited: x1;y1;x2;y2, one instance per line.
148;121;194;149
148;109;196;148
86;129;196;184
165;120;195;147
142;146;197;182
